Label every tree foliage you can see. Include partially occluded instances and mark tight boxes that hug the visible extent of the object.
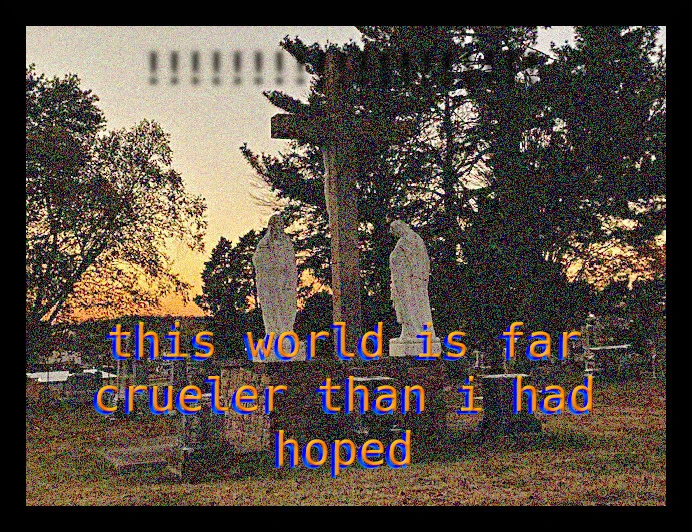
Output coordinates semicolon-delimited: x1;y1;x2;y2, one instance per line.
26;65;207;360
194;232;263;357
210;27;666;364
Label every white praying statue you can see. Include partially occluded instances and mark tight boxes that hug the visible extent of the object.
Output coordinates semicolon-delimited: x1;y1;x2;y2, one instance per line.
251;214;306;362
389;220;441;357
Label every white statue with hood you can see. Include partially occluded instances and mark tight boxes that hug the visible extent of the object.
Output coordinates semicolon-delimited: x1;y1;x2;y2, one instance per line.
251;214;306;362
389;220;441;357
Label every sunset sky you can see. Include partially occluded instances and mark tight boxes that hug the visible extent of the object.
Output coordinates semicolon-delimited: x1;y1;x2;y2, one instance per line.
25;26;666;317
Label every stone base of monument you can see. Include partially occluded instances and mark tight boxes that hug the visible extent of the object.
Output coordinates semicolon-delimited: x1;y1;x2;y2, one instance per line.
346;357;449;450
340;375;406;446
476;374;542;439
389;337;442;358
250;340;307;363
213;356;449;457
216;360;331;450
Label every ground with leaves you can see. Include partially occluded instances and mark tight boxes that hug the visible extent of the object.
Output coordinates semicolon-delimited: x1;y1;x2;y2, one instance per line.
26;379;665;506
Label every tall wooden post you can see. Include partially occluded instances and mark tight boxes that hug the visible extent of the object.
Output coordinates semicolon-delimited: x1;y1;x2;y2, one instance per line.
321;49;363;357
270;47;414;359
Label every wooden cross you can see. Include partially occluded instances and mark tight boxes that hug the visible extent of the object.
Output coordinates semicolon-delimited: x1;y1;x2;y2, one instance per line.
271;48;412;357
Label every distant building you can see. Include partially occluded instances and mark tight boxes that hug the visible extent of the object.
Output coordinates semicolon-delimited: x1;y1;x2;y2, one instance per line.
26;370;72;385
26;369;117;401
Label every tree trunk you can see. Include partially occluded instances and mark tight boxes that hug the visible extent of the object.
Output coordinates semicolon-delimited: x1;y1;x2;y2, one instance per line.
322;49;364;357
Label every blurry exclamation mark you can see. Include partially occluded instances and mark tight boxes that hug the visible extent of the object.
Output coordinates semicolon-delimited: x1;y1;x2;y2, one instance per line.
213;51;221;85
149;51;158;84
234;51;242;85
191;51;200;85
275;51;284;84
254;51;263;85
296;59;306;85
170;51;179;84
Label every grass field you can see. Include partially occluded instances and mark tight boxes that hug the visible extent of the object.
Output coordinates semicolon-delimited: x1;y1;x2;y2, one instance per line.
26;379;666;506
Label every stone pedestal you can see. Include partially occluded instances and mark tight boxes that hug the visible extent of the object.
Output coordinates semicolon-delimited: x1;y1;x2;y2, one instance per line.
389;337;442;358
348;357;448;448
250;340;307;363
215;355;449;454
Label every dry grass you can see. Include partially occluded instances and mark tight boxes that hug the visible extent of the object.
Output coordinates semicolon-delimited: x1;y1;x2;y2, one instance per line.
26;379;665;506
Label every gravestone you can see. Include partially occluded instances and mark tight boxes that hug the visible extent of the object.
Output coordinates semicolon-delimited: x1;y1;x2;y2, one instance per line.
476;373;542;439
